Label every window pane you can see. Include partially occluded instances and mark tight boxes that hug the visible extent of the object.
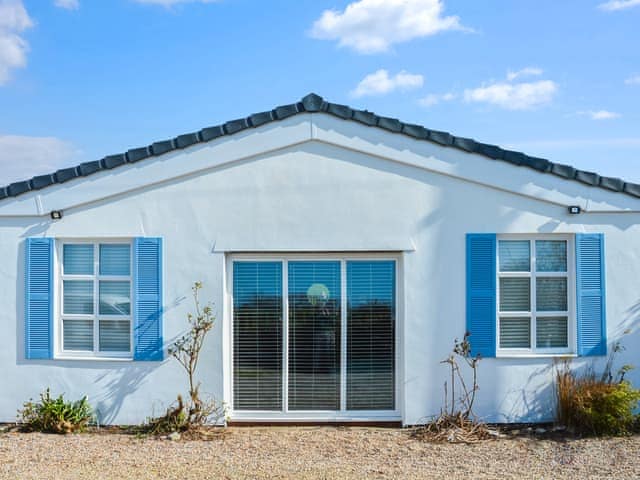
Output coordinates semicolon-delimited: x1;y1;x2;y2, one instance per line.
288;261;341;411
499;317;531;348
347;261;395;410
536;240;567;272
499;278;530;312
63;319;93;351
99;320;131;352
99;281;131;315
536;277;567;311
499;241;530;272
233;262;283;411
63;280;94;314
99;244;131;276
63;244;94;275
536;316;568;348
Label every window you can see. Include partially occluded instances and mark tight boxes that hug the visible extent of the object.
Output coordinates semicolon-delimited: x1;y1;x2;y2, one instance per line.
497;236;573;354
231;256;396;415
58;241;132;358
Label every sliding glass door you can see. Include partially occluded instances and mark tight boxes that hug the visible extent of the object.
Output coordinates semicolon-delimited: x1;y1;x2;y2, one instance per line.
232;257;396;414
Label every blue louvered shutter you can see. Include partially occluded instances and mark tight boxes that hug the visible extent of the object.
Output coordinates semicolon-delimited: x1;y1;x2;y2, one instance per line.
466;234;497;358
576;233;606;356
133;237;163;361
25;237;53;359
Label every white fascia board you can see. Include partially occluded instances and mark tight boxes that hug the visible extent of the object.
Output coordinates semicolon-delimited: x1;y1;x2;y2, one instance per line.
0;114;314;217
311;114;640;213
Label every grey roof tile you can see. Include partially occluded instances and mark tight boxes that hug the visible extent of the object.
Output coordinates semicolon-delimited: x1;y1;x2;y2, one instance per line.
223;118;249;135
30;174;55;190
102;154;127;169
599;176;625;192
402;123;429;140
199;125;224;142
550;163;576;179
54;167;79;183
377;116;403;133
150;140;174;156
352;110;377;126
326;102;353;119
174;133;199;149
1;93;638;202
7;181;31;196
453;136;477;152
126;147;151;163
521;156;551;173
273;103;299;120
504;150;526;166
78;161;102;176
249;111;274;127
428;130;453;146
623;182;640;197
575;170;600;186
476;143;504;160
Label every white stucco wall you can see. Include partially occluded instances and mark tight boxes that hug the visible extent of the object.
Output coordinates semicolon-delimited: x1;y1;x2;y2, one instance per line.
1;113;638;425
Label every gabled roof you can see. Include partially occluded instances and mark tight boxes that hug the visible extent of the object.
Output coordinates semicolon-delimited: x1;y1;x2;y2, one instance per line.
2;93;639;200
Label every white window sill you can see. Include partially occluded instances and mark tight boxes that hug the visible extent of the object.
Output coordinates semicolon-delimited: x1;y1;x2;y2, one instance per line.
54;355;134;362
496;353;577;359
229;411;401;422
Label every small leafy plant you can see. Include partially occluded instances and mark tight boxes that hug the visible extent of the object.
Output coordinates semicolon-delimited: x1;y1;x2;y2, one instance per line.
19;388;93;434
555;338;640;436
146;282;226;436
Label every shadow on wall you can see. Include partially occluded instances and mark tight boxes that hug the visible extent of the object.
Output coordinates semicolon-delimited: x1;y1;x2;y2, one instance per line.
497;306;640;424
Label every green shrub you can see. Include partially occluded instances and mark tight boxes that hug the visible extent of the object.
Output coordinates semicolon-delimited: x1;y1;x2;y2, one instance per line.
19;388;93;434
556;361;640;436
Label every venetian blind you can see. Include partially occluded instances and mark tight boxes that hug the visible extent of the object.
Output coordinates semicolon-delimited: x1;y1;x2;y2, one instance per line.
288;261;341;410
233;261;283;410
346;261;395;410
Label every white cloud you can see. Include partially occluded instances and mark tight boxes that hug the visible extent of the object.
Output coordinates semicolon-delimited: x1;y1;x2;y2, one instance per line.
577;110;621;120
625;75;640;85
0;135;81;185
418;92;456;107
54;0;79;9
133;0;218;6
506;67;543;81
351;69;423;97
464;79;557;110
0;0;33;86
310;0;467;54
598;0;640;11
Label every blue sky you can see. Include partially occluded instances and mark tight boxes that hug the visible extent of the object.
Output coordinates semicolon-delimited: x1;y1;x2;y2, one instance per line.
0;0;639;186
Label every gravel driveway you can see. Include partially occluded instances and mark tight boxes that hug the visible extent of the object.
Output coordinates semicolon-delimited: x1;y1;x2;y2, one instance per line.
1;427;639;479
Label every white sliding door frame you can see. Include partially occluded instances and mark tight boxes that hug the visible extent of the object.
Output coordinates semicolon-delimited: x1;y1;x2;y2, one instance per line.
225;252;402;422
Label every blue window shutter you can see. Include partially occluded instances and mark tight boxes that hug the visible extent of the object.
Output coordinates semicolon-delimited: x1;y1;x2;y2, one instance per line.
576;233;606;356
25;237;53;359
466;234;497;358
133;237;163;361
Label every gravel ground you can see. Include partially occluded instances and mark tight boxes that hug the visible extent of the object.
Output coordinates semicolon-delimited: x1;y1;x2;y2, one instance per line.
1;427;639;480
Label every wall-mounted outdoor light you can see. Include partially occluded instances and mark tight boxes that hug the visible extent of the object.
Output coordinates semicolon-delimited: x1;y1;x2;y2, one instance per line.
568;206;581;215
50;210;63;220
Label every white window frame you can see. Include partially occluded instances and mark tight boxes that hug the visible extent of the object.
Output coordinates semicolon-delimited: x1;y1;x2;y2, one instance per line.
496;234;576;357
54;239;134;360
225;252;402;422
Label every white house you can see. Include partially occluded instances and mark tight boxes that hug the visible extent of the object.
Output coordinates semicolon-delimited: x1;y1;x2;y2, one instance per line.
0;93;638;426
